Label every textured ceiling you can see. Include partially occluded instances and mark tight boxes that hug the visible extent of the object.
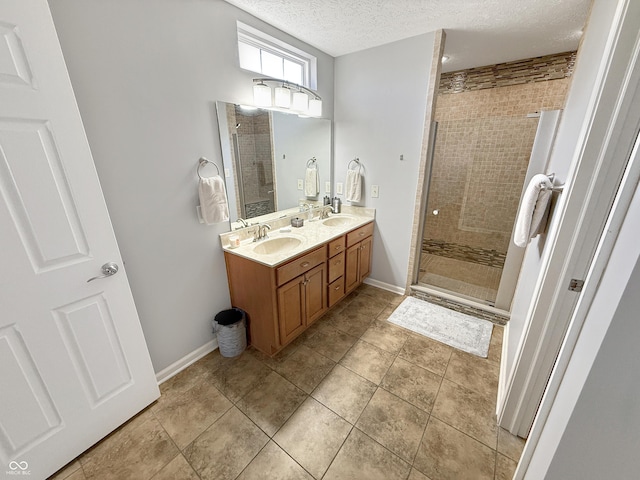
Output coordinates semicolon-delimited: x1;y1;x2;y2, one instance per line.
224;0;591;71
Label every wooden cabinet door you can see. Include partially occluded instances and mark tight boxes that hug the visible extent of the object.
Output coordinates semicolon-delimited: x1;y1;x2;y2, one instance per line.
345;243;361;293
277;276;306;345
305;263;328;325
359;236;373;281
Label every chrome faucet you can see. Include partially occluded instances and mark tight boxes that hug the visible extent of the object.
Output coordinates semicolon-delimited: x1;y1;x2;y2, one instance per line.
253;223;271;242
321;205;334;219
236;218;249;229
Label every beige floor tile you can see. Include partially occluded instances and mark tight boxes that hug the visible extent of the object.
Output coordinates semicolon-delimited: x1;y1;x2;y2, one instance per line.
413;417;495;480
49;460;82;480
327;308;375;337
237;371;307;436
432;379;498;449
150;454;199;480
273;397;352;479
355;284;397;300
210;351;272;402
275;345;335;394
79;408;155;466
496;453;518;480
154;381;232;449
249;342;301;370
340;340;395;384
347;295;390;318
487;326;503;364
376;305;398;321
356;388;429;463
399;334;453;377
361;320;409;354
380;357;442;413
445;351;499;401
66;470;87;480
81;415;179;480
184;407;268;480
498;427;526;462
304;326;358;361
408;467;432;480
237;441;313;480
312;364;377;424
323;428;411;480
152;351;225;414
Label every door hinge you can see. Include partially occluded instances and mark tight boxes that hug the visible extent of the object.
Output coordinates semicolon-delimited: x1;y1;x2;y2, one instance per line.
568;279;584;292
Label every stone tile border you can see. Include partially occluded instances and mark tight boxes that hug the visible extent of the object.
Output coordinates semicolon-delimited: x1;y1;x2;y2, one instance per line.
422;239;506;269
440;51;577;94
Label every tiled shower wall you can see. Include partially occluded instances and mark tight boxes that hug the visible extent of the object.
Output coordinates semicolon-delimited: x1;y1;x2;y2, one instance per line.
423;53;573;257
226;105;275;218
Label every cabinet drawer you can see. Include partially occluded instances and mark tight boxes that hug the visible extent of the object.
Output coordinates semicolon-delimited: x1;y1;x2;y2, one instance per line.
328;252;345;283
328;236;346;258
276;247;327;286
328;277;345;307
346;222;374;247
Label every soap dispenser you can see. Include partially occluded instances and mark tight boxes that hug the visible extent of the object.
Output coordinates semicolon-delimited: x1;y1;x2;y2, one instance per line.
332;196;341;214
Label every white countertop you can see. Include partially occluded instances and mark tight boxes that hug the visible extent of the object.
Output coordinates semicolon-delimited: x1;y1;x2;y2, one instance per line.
220;206;375;267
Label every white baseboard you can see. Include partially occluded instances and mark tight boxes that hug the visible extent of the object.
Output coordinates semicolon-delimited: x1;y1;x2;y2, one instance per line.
155;338;218;385
363;277;405;295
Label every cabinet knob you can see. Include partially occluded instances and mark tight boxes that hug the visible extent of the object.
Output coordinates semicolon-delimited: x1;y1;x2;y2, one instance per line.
301;261;310;268
335;260;342;266
334;285;341;291
335;245;341;250
359;232;365;236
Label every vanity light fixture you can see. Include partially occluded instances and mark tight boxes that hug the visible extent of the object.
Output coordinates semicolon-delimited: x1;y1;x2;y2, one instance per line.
253;80;272;107
252;78;322;117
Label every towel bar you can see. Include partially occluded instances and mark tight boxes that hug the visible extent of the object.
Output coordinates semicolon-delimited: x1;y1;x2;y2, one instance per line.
306;157;317;168
541;172;565;193
197;157;220;179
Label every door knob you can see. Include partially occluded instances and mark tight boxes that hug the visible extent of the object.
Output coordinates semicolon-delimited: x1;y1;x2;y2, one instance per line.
87;262;119;282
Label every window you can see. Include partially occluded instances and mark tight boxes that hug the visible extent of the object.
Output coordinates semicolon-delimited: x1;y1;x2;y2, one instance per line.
237;22;317;89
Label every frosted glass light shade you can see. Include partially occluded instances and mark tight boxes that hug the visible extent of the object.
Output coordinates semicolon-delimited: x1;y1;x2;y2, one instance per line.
308;98;322;117
292;91;309;112
253;83;272;107
274;86;291;108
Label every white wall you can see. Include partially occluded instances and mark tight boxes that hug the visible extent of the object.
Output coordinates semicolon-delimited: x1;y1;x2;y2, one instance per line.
334;33;436;289
273;113;331;209
48;0;334;373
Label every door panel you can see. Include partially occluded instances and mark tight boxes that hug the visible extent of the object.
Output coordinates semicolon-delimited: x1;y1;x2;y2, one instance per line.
305;264;327;325
0;2;158;477
277;277;306;345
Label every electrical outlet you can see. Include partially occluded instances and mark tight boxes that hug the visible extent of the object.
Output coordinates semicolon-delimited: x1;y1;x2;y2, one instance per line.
336;182;343;195
297;179;303;190
371;185;379;198
325;181;331;193
224;168;231;178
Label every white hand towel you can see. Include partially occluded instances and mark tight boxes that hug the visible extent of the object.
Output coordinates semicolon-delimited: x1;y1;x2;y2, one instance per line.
304;166;319;197
514;174;553;247
198;175;229;225
345;168;362;202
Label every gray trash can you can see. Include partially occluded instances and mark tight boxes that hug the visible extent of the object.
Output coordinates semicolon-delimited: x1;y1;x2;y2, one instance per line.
213;308;247;357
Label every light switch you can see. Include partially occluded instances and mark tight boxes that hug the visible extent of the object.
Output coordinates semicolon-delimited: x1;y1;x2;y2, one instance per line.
371;185;379;198
297;179;303;190
325;181;331;193
336;182;343;195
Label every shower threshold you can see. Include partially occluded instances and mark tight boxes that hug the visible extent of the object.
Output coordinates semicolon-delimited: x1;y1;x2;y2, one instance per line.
411;284;510;326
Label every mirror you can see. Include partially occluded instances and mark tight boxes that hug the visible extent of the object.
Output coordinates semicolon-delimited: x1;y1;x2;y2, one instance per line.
216;102;331;228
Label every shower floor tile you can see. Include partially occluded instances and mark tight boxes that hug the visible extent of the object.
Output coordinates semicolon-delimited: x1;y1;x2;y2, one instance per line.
419;254;502;303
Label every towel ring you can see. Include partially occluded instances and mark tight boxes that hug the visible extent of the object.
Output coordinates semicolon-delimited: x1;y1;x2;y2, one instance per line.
197;157;220;179
348;158;362;171
306;157;317;168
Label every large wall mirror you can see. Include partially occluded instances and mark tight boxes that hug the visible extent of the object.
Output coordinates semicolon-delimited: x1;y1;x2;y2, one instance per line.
216;101;332;226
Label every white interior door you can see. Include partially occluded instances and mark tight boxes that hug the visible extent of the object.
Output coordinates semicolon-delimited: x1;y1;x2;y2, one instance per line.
0;1;159;478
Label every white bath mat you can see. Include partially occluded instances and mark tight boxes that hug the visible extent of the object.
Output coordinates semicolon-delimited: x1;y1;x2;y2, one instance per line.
388;296;493;357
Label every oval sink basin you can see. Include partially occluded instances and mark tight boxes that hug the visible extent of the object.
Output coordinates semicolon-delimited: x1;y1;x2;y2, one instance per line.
322;215;357;227
252;236;303;255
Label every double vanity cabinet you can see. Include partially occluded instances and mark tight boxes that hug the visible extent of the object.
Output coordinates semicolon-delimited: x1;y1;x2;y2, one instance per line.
221;212;374;356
